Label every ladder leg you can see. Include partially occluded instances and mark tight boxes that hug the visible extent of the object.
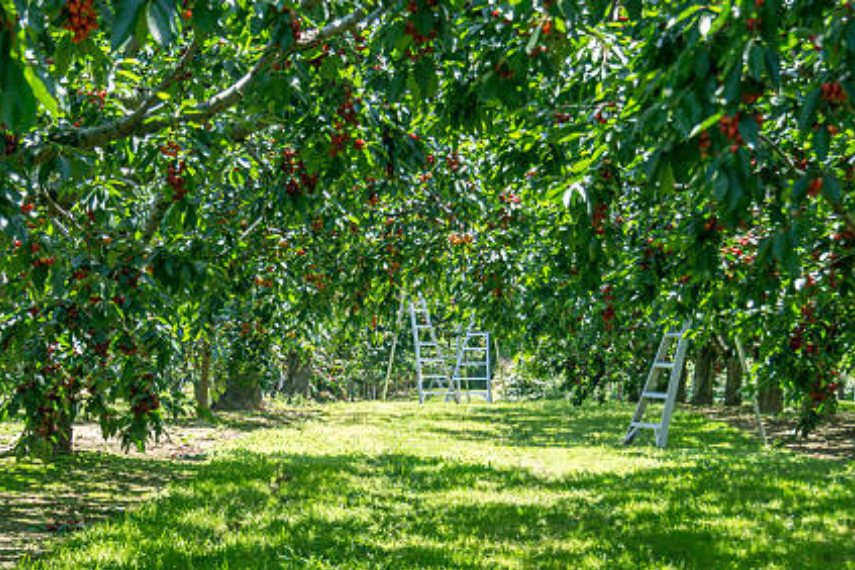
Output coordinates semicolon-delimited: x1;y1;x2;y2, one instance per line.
624;324;691;447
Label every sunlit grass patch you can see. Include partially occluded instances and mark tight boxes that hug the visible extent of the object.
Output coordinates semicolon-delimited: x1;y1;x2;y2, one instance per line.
17;401;855;569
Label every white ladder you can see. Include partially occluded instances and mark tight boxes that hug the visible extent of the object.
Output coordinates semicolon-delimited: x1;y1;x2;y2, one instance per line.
623;323;691;447
409;296;458;403
450;316;493;402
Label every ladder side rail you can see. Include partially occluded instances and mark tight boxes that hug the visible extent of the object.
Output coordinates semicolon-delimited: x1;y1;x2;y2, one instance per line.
409;301;426;404
485;332;493;403
421;298;457;402
656;334;691;447
448;318;471;402
624;330;676;444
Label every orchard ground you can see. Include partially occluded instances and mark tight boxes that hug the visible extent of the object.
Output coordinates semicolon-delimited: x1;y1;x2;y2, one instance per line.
1;400;854;570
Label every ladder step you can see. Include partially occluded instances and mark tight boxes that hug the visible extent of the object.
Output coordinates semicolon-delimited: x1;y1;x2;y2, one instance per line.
419;358;446;364
463;347;488;351
415;324;433;329
419;342;438;347
642;391;668;400
630;422;662;430
421;375;447;379
457;362;487;366
653;362;676;369
664;332;684;339
457;377;490;381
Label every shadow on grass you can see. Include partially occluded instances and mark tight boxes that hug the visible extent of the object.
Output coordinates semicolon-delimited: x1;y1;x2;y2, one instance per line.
417;401;763;453
0;452;199;568
0;406;318;568
169;407;322;434
20;409;855;570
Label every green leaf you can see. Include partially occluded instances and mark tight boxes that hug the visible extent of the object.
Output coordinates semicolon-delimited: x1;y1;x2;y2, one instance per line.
414;60;438;100
703;1;731;38
0;59;36;131
23;67;58;116
724;65;741;104
112;0;145;50
747;42;764;81
764;46;780;89
797;87;821;131
773;229;798;273
823;175;841;203
525;25;542;54
192;0;219;34
689;112;723;139
813;125;829;162
54;36;73;76
712;167;729;202
791;176;809;202
146;0;176;46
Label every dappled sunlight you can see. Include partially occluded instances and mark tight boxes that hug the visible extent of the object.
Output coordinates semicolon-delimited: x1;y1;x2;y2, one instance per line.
17;401;855;569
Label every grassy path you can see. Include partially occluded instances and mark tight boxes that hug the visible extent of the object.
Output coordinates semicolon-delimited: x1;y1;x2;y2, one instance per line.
15;401;855;569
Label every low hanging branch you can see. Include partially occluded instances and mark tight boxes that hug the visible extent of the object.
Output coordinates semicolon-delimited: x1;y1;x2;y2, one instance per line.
22;1;397;167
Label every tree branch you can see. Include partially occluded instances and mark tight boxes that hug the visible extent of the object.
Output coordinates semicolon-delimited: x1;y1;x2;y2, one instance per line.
45;37;202;153
26;1;397;166
37;186;80;242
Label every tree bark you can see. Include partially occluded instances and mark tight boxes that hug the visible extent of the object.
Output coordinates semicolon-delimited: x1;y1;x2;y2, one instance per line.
283;351;313;399
213;370;263;410
690;344;715;405
195;338;212;414
676;357;689;403
724;354;743;406
758;380;784;414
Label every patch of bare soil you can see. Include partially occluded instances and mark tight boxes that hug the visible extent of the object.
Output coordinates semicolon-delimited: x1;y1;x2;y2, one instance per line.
0;407;316;569
694;405;855;461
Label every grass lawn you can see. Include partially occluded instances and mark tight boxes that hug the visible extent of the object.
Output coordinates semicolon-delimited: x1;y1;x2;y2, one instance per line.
12;401;855;569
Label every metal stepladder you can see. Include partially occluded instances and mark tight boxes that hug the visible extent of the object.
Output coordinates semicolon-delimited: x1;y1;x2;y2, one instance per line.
623;322;692;448
450;315;493;403
409;297;493;403
410;296;458;403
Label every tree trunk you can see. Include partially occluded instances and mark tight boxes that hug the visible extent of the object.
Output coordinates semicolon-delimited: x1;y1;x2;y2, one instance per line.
284;352;312;398
195;338;211;414
758;380;784;414
213;370;263;410
690;344;715;405
676;358;689;403
724;354;743;406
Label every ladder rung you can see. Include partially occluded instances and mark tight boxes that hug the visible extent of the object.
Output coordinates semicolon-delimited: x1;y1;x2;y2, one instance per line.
421;374;447;379
415;324;433;329
457;362;487;367
642;391;668;400
419;342;438;347
463;347;488;351
653;362;676;369
630;422;662;430
457;377;490;381
663;332;684;339
419;358;446;364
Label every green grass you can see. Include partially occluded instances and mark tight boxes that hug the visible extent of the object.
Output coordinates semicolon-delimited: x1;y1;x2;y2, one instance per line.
15;401;855;569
